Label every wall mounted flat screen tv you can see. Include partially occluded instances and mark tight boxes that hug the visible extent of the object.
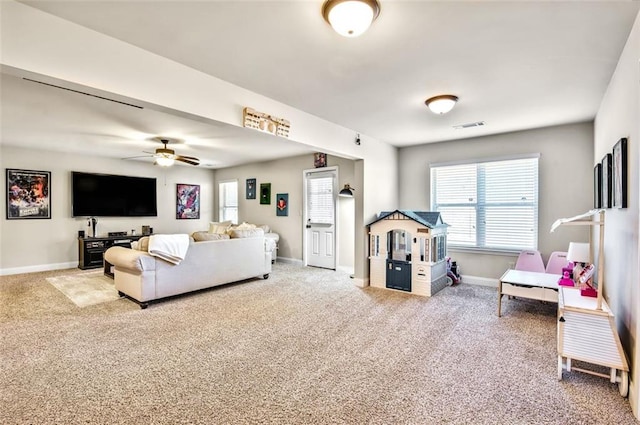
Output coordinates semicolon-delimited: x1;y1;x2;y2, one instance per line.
72;171;157;217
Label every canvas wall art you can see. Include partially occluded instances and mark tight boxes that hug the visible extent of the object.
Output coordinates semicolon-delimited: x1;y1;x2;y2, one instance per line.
176;183;200;219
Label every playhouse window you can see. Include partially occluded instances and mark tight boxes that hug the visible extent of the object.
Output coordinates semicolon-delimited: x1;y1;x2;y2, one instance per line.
370;234;380;257
419;237;429;262
431;235;446;263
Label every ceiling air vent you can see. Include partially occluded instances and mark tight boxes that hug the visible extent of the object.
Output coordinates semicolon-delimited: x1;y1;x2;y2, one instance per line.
453;121;485;130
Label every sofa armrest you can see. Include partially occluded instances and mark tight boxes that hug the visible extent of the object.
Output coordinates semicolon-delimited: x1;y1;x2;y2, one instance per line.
104;246;156;273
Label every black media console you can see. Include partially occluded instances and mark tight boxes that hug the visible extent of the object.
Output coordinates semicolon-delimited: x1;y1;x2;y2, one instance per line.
78;235;142;270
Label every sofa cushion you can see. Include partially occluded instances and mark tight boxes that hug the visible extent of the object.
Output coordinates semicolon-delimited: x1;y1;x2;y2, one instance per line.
229;227;265;239
192;231;230;242
132;236;150;252
209;220;233;234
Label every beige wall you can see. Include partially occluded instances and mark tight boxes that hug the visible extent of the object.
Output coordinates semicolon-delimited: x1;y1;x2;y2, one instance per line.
214;154;356;270
0;146;215;274
398;122;594;280
594;9;640;416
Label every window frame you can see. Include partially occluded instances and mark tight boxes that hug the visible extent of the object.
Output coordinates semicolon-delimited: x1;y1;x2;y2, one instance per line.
218;179;238;223
430;154;540;254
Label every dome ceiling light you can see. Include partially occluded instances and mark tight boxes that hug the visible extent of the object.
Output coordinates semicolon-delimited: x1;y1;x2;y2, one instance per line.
322;0;381;37
425;95;459;115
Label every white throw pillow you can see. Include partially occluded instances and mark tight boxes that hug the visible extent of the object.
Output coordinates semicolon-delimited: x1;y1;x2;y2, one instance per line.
209;221;233;234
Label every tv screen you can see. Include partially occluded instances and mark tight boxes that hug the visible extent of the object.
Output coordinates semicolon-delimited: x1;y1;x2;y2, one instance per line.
72;171;157;217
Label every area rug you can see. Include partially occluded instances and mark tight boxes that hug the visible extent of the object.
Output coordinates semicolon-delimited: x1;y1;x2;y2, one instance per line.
46;270;121;308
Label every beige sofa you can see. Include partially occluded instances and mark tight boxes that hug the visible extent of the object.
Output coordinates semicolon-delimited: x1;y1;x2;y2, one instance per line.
104;235;272;308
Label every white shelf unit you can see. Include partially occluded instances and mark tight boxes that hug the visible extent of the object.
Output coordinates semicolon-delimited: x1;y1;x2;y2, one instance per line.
551;210;629;396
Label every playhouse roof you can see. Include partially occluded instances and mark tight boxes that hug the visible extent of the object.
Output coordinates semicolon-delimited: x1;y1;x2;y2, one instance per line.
368;210;448;228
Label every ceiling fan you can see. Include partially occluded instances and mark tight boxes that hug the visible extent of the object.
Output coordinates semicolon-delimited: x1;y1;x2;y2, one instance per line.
128;138;200;166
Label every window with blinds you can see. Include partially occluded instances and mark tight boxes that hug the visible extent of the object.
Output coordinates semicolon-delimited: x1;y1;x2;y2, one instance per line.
219;180;238;223
431;156;539;251
307;175;334;224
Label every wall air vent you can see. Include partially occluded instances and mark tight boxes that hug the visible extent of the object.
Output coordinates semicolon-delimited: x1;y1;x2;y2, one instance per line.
453;121;485;129
23;78;143;109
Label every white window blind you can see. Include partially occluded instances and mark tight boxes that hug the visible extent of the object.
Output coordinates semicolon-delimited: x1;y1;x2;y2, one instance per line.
219;180;238;223
307;175;334;224
431;156;539;251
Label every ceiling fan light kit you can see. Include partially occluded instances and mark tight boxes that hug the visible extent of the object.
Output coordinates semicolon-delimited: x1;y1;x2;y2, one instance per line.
243;107;291;138
425;95;459;115
322;0;380;37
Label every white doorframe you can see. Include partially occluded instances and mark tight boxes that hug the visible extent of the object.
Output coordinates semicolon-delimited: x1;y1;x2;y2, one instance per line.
302;166;339;268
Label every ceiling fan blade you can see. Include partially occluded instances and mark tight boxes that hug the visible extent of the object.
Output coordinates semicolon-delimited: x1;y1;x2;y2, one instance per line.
176;154;199;161
122;154;154;160
176;157;200;166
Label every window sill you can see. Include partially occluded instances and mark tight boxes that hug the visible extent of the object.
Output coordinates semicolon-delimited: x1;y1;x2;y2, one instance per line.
448;246;522;257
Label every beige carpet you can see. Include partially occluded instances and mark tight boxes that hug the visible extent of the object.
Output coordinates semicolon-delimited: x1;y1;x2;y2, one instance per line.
0;263;637;424
46;270;121;308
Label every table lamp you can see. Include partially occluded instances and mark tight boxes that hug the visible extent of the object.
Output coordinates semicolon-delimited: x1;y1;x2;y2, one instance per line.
567;242;590;285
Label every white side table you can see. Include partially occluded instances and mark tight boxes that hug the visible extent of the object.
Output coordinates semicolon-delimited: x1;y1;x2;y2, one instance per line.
557;287;629;396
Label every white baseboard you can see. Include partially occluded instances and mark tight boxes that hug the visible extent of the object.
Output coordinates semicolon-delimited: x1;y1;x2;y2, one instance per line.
336;265;354;275
0;261;78;276
275;257;303;266
353;277;370;288
461;274;498;288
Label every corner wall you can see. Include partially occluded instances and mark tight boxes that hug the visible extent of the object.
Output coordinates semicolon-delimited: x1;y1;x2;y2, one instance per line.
594;9;640;417
398;122;594;279
214;153;356;270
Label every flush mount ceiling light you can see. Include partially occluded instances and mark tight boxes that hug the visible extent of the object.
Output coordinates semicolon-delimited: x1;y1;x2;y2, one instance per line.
322;0;381;37
425;95;459;115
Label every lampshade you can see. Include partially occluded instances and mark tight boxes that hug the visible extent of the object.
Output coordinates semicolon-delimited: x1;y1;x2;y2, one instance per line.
567;242;590;264
322;0;381;37
425;95;459;115
339;184;355;197
155;156;175;167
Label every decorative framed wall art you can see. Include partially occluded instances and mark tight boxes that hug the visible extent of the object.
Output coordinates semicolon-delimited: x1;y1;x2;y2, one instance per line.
6;169;51;219
260;183;271;205
314;152;327;168
276;193;288;216
593;163;602;209
246;178;256;199
176;183;200;219
612;137;627;208
601;153;612;208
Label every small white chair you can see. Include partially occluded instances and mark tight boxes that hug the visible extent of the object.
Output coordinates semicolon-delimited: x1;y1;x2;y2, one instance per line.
515;250;545;273
546;251;569;274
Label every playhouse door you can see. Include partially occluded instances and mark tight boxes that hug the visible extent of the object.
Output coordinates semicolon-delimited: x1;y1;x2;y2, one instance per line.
304;169;336;270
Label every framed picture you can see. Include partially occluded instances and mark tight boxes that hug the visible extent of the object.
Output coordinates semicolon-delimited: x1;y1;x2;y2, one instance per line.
593;163;602;209
176;183;200;219
601;153;612;208
612;137;628;208
260;183;271;205
314;152;327;168
276;193;288;216
246;178;256;199
6;169;51;219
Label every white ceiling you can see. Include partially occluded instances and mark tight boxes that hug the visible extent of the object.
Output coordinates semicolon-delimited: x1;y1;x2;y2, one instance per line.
2;1;639;168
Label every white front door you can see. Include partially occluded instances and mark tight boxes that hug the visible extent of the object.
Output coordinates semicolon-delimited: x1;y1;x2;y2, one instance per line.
304;168;337;270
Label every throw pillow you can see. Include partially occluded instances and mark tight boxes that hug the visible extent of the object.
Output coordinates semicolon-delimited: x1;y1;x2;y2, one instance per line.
209;220;233;234
257;224;270;233
229;228;264;239
192;231;230;242
135;236;150;252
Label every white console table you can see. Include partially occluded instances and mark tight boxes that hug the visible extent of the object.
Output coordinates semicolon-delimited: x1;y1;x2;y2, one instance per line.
552;210;629;397
557;287;628;396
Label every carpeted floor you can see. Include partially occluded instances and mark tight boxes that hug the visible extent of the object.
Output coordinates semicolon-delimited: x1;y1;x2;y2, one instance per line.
0;263;636;424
